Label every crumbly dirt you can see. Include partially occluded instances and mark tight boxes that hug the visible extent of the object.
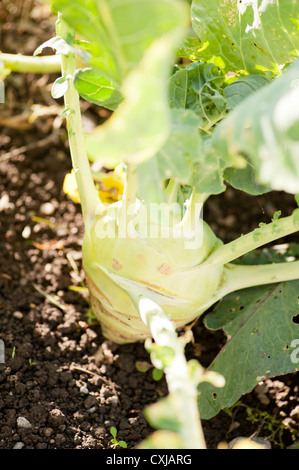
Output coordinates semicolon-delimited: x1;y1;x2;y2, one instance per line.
0;0;298;450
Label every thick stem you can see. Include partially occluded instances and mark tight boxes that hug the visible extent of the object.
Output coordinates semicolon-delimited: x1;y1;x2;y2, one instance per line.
165;179;180;204
123;163;137;205
220;259;299;297
117;163;138;237
0;52;61;73
195;259;299;317
59;19;100;228
179;191;204;232
201;214;299;269
138;297;206;449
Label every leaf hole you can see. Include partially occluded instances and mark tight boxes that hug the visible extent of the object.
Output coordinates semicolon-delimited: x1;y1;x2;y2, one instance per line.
212;392;217;400
239;305;245;310
292;314;299;324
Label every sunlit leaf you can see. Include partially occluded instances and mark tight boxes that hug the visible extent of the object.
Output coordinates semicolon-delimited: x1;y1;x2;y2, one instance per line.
191;0;299;75
210;58;299;194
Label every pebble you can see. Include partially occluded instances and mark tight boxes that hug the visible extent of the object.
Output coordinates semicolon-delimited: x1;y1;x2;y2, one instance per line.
84;395;97;409
110;395;119;408
13;442;25;449
19;277;27;287
13;311;23;320
17;417;32;429
21;226;31;239
48;408;66;427
45;263;52;273
43;427;53;437
55;434;66;445
0;194;14;211
79;385;89;395
40;202;55;215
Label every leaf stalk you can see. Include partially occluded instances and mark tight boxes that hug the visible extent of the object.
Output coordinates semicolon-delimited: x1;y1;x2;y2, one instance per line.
59;18;100;228
0;52;61;73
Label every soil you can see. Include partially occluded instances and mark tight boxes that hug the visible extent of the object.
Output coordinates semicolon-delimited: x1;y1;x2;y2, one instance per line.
0;0;298;450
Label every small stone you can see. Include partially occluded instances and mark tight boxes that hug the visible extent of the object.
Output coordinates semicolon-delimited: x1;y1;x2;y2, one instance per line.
13;442;25;449
127;433;141;441
19;278;27;287
22;226;31;239
87;407;96;414
40;202;55;215
0;194;14;211
92;426;105;438
45;263;52;273
43;427;53;437
13;311;23;320
79;385;89;394
48;408;66;427
73;410;86;423
55;434;66;445
110;396;119;408
17;417;32;429
36;443;47;449
84;395;97;409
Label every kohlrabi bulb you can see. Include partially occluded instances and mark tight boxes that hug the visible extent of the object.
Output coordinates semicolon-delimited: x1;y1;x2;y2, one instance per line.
83;199;223;343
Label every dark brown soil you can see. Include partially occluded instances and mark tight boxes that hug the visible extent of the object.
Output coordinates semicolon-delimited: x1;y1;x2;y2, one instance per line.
0;0;298;450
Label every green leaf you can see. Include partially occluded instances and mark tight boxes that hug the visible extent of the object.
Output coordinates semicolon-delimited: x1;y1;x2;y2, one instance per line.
154;108;202;183
34;35;90;63
191;0;299;75
51;75;69;99
176;36;203;62
152;368;164;381
86;32;187;168
223;161;272;196
197;248;299;419
136;157;167;204
52;0;188;85
209;58;299;194
169;61;227;131
224;74;270;111
110;426;117;439
119;441;127;448
33;36;71;56
74;68;122;110
136;105;247;203
190;136;246;196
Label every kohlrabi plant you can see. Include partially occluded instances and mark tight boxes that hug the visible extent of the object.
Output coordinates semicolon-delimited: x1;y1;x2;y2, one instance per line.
2;0;299;449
